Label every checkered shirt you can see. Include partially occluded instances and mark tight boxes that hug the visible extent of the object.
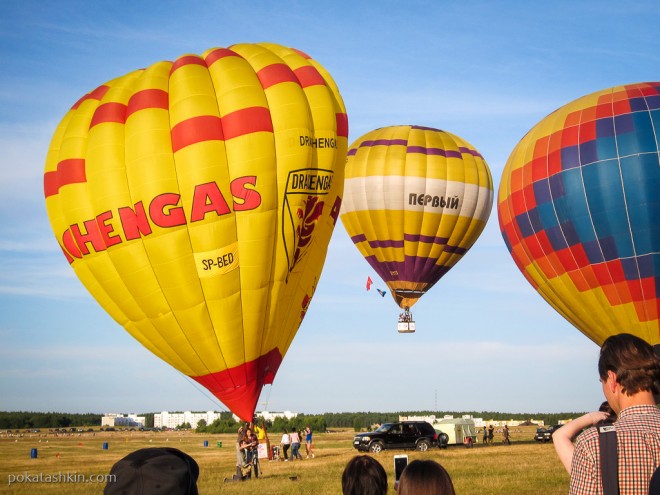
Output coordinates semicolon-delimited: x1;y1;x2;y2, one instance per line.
570;404;660;495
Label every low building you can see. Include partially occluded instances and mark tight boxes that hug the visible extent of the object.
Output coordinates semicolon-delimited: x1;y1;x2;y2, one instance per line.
101;413;145;428
251;411;298;422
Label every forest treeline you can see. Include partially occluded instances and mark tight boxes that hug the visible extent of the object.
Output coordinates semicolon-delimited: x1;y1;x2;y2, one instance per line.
0;411;102;429
0;410;586;431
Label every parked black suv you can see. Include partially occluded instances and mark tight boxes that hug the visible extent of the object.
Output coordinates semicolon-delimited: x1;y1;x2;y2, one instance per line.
353;421;439;453
534;424;563;442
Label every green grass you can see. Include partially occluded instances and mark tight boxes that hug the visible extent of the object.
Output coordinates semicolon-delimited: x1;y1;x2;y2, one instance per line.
0;427;570;494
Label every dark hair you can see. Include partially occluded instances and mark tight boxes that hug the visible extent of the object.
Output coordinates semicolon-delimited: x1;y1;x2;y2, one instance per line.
341;455;387;495
598;333;660;396
397;460;455;495
597;401;617;424
104;447;198;495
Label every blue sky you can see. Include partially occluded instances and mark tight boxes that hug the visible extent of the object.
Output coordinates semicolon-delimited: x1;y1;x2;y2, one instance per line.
1;0;659;416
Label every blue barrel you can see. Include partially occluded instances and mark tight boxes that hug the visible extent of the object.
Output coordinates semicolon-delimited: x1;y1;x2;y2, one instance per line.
30;448;38;458
102;442;109;450
203;440;208;447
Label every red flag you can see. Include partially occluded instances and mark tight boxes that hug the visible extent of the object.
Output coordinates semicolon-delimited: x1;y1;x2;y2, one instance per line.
366;276;373;290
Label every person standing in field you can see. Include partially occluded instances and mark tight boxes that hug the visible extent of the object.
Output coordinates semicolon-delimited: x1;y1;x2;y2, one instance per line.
290;427;303;460
502;424;511;445
566;333;660;495
487;424;494;445
235;426;246;473
482;426;488;445
304;426;314;458
280;428;291;462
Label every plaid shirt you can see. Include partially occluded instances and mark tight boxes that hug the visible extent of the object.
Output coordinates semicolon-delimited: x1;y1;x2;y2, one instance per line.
570;404;660;495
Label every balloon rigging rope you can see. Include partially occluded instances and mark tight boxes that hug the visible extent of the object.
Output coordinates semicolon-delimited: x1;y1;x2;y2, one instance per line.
180;371;229;413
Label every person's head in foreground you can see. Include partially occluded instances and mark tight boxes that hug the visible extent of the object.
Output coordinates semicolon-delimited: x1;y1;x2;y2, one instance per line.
104;447;199;495
342;455;388;495
598;333;660;413
397;459;456;495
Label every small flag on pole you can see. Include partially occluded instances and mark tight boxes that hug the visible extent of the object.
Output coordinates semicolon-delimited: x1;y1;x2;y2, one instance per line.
366;276;373;290
376;288;386;297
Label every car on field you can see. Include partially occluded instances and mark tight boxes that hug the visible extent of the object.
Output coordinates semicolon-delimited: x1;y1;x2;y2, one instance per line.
534;424;563;442
353;421;443;453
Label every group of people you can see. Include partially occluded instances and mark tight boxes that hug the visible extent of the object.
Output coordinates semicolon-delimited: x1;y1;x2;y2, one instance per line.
480;424;510;445
398;311;413;323
224;423;263;482
279;426;314;461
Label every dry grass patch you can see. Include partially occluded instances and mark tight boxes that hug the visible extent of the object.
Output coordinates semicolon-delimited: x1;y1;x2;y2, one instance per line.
0;428;569;494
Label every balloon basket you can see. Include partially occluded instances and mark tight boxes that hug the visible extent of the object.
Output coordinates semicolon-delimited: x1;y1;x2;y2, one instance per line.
397;309;415;333
397;321;416;333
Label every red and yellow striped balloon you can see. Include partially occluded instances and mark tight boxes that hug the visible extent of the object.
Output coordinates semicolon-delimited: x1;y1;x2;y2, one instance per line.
43;43;348;421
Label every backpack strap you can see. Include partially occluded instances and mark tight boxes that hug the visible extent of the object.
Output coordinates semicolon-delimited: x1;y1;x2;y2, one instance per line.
598;424;619;495
649;466;660;495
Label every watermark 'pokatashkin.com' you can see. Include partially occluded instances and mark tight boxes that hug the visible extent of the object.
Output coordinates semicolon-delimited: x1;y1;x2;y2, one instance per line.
7;472;116;485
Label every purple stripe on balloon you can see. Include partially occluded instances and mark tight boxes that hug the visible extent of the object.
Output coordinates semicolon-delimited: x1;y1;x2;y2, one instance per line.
364;235;468;255
404;233;449;245
360;139;408;147
459;147;483;158
406;145;483;159
365;255;452;284
444;245;468;254
347;148;358;156
368;239;405;248
406;146;462;158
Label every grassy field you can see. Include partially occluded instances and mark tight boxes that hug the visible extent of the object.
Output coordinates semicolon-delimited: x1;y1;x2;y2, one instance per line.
0;426;570;494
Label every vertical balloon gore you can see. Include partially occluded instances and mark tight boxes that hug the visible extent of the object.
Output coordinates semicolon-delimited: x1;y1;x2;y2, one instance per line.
43;43;348;421
498;82;660;347
341;125;493;312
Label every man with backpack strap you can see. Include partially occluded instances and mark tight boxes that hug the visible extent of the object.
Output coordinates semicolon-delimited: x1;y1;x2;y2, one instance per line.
568;333;659;495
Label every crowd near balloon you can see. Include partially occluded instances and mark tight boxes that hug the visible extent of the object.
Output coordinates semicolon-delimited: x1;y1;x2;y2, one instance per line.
42;42;659;423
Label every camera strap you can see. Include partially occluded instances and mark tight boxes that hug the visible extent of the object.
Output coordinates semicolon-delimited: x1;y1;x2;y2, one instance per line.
597;423;618;495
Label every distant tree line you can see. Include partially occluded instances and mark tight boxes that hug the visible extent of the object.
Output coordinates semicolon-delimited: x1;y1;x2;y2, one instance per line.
0;409;587;431
195;410;586;434
0;411;102;429
196;412;328;435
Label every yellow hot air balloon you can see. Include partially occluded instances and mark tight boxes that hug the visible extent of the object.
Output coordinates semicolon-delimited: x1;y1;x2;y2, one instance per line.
340;125;493;331
43;43;348;421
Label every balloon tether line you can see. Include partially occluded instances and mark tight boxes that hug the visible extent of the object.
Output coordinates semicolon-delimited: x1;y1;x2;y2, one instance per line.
178;371;229;413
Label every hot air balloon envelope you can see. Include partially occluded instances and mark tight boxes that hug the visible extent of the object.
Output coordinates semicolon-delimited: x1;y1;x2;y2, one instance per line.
498;82;660;346
340;125;493;321
43;43;348;421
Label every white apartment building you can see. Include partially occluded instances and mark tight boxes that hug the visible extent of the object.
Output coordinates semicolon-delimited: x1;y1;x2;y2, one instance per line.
154;411;223;429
